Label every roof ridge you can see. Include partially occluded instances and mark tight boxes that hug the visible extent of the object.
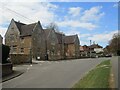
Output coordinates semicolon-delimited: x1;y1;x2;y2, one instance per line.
22;22;37;26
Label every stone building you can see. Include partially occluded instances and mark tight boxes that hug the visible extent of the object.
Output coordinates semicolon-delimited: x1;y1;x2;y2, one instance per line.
5;19;80;63
44;29;65;60
64;35;80;59
5;19;46;63
55;32;65;60
44;29;58;60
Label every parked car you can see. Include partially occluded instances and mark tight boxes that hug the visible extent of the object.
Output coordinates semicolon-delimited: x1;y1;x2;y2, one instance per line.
36;56;40;60
105;54;112;57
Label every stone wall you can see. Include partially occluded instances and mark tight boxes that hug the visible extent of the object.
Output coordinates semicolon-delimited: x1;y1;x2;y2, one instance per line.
20;36;32;54
65;44;75;59
10;54;30;64
32;23;46;60
5;19;20;55
1;63;13;77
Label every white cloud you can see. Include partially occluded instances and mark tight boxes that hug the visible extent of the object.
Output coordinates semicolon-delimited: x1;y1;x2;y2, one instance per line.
80;34;91;38
0;2;59;44
0;26;7;44
81;6;105;22
68;7;82;17
0;26;7;37
87;30;118;43
80;40;90;46
57;20;97;30
57;6;104;30
113;3;118;8
0;2;58;25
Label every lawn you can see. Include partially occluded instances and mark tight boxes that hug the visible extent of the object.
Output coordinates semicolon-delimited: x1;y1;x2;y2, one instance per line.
73;60;111;88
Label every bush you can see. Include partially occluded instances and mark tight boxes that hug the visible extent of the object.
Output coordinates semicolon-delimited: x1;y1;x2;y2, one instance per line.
1;44;10;64
117;50;120;56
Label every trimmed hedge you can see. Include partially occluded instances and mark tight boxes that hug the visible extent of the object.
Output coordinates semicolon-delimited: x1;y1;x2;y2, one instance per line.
2;44;10;64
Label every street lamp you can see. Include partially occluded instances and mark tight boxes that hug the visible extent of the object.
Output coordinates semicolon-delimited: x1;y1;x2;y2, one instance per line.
90;40;92;58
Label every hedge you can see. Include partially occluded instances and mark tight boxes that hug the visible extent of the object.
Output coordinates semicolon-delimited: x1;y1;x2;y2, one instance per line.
1;44;10;64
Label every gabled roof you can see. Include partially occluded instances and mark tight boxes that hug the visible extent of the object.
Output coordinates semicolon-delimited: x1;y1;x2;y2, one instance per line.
55;32;64;44
20;23;37;36
14;21;26;32
14;20;37;37
64;35;77;44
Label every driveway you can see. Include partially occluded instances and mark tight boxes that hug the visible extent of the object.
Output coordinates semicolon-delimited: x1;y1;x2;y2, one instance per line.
2;58;109;88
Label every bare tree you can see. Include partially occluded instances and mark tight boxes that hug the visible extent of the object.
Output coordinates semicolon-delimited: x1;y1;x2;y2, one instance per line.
46;22;59;32
109;32;120;55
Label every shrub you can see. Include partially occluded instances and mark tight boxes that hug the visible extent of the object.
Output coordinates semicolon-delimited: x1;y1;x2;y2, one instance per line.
117;50;120;56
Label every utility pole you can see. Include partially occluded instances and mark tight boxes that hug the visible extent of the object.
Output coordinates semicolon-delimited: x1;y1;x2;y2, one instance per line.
45;39;48;60
90;40;92;58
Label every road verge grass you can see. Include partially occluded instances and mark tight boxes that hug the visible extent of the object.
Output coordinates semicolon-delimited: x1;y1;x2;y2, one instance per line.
73;60;111;88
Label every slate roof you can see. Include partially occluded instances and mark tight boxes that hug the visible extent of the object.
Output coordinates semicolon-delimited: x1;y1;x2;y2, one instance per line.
64;35;77;44
44;29;65;44
14;20;37;37
80;45;89;51
55;32;64;44
20;23;37;36
14;21;26;32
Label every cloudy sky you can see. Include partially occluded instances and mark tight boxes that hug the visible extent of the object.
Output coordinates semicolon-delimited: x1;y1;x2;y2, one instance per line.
0;1;118;47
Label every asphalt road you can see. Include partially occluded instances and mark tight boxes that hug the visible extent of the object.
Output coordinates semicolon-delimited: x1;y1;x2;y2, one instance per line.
2;58;109;88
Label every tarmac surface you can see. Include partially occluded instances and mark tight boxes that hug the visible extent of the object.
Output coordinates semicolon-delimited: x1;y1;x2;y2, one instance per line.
2;58;109;88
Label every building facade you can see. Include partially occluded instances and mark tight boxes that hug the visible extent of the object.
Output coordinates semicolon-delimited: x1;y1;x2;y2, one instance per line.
5;19;80;63
64;35;80;59
80;45;90;57
5;19;46;63
44;29;59;60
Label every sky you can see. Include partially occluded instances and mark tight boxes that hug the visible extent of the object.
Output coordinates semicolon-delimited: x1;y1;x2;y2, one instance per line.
0;1;118;47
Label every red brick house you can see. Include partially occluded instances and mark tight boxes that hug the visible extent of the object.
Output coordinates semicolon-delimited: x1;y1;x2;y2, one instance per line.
80;45;90;57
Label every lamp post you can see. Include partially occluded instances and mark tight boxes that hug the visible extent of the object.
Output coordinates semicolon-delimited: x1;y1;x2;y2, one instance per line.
45;39;48;60
90;40;92;58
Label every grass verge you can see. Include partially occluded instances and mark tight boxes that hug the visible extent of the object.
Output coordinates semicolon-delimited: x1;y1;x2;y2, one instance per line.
73;60;111;88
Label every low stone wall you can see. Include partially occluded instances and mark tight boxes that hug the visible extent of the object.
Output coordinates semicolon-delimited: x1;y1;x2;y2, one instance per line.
1;63;13;77
10;54;31;64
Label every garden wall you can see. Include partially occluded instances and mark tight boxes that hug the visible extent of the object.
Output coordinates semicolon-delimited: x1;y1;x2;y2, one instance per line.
10;54;31;64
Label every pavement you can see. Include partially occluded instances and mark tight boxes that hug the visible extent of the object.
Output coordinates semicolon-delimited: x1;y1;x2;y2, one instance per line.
2;58;109;88
111;56;120;89
2;70;24;83
1;60;42;82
